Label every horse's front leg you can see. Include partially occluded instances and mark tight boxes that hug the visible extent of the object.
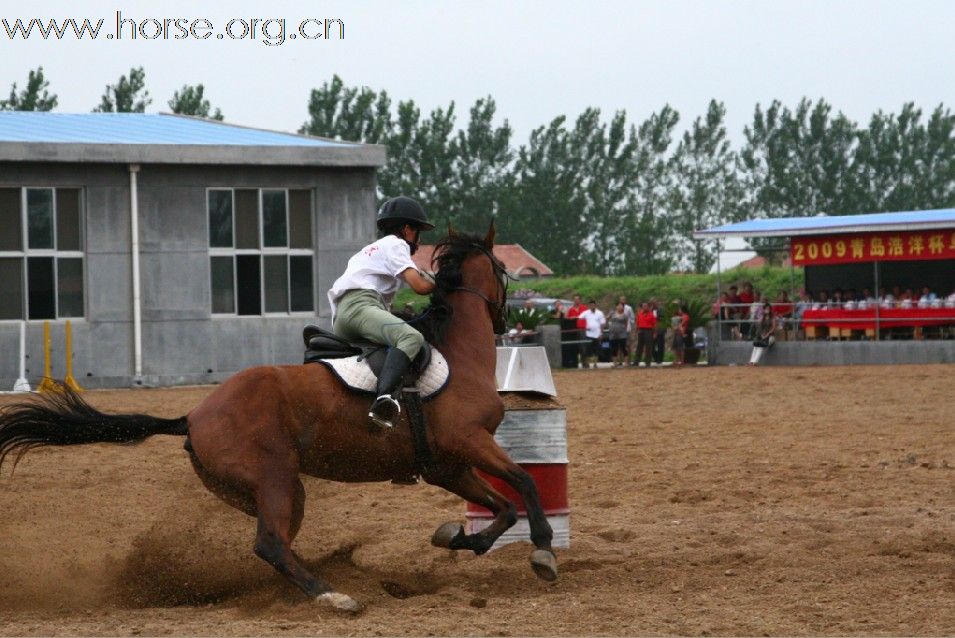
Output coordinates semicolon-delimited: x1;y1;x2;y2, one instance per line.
448;430;557;581
428;466;517;555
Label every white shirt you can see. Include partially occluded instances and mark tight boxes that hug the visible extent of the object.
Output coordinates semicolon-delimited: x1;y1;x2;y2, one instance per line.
327;235;417;318
578;309;606;339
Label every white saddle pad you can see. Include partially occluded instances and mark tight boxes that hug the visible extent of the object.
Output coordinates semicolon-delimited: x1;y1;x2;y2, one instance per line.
317;347;450;400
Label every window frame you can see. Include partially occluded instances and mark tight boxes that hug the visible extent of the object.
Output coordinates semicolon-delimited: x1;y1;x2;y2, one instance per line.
207;187;315;318
0;186;85;322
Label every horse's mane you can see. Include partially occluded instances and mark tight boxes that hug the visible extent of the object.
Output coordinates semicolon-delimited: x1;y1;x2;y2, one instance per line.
399;232;495;345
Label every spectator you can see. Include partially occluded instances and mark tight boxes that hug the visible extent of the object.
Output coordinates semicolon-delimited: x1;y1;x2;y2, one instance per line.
671;304;690;366
578;299;606;369
565;294;589;367
635;302;656;367
618;295;636;364
607;301;630;367
551;300;566;320
748;302;778;366
566;294;587;327
793;289;812;339
738;282;755;338
650;298;665;366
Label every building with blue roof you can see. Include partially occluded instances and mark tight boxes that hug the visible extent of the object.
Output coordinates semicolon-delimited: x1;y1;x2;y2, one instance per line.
0;112;386;388
693;209;955;366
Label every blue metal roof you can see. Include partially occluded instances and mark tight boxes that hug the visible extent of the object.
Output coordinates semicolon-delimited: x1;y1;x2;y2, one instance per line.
0;112;346;147
695;208;955;239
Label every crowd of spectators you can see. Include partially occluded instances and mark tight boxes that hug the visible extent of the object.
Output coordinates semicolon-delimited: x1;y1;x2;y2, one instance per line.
548;295;691;369
712;281;955;347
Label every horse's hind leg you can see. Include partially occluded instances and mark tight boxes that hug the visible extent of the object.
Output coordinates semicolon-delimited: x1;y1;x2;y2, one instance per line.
430;467;517;555
252;471;360;613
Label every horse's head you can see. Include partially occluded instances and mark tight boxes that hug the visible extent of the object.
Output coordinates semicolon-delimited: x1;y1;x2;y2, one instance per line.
431;220;511;336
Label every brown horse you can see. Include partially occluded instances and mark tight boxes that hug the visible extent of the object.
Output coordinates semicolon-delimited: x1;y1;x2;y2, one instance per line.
0;223;556;612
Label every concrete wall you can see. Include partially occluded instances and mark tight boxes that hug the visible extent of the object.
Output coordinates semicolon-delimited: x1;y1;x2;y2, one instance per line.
705;323;955;366
0;162;377;389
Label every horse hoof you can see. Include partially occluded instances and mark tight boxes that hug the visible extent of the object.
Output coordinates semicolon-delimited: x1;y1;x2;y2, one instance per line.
530;549;558;582
431;522;464;548
316;591;362;613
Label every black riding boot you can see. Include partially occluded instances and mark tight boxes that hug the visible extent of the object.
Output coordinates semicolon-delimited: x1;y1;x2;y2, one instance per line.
368;348;412;428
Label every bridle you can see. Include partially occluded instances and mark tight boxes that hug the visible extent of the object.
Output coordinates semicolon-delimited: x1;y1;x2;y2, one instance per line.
452;243;513;334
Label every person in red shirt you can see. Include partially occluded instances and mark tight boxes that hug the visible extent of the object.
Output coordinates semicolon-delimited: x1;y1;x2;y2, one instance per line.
564;294;589;368
635;302;657;367
565;294;588;328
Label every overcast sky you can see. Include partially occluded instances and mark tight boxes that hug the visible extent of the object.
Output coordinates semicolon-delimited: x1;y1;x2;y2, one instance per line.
3;0;953;144
2;0;953;268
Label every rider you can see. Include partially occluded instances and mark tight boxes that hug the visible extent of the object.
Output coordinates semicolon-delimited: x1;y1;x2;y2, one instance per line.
327;196;436;428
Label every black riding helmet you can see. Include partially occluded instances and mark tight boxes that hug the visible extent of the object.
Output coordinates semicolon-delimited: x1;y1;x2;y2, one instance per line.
376;196;435;232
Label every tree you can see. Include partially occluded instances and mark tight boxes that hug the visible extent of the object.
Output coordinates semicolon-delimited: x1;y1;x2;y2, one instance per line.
168;84;224;120
670;100;742;273
620;105;681;275
1;66;57;111
299;74;392;143
94;67;151;113
739;98;860;257
448;97;514;233
499;115;591;275
854;103;955;212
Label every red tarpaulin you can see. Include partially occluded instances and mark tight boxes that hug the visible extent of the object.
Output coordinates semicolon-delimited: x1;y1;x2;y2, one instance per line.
801;307;955;330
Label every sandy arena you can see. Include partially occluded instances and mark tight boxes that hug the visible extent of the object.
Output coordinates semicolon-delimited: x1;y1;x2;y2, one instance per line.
0;364;953;636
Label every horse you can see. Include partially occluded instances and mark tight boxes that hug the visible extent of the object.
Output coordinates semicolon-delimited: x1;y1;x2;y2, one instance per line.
0;222;557;613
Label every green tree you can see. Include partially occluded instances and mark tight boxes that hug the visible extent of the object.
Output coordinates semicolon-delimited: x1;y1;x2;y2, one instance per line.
854;103;955;212
621;105;681;275
739;98;860;257
499;115;590;275
168;84;224;120
670;100;742;273
1;66;57;111
449;97;514;233
299;74;392;143
94;67;151;113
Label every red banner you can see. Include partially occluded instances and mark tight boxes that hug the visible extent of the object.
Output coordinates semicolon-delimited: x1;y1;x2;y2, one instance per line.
790;230;955;266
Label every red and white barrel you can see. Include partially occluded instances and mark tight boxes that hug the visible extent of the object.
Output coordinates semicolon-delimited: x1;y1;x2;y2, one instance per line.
466;397;569;549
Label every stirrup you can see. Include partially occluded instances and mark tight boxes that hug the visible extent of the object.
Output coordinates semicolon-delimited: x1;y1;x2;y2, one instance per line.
368;394;401;428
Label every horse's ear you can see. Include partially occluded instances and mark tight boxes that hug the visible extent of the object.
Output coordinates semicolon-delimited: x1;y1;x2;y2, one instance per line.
484;218;496;248
447;223;458;238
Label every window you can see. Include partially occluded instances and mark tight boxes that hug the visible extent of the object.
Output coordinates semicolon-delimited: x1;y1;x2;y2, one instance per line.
0;187;84;320
207;188;314;315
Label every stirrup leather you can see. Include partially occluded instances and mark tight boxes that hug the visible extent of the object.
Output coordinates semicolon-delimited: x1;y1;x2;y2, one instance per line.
368;394;401;428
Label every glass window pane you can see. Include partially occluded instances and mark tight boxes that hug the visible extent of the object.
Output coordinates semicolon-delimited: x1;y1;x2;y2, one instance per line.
262;190;287;248
0;189;21;251
234;189;259;249
235;254;261;315
210;256;235;314
27;188;54;249
208;190;233;248
27;256;55;319
56;188;82;251
264;255;288;313
289;190;312;249
290;256;314;312
56;257;83;317
0;258;23;319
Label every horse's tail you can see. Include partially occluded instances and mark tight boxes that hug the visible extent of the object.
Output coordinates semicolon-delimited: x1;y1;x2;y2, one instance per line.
0;383;188;473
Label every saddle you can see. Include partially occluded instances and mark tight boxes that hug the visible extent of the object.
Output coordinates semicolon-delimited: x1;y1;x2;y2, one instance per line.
302;324;440;484
301;324;432;380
